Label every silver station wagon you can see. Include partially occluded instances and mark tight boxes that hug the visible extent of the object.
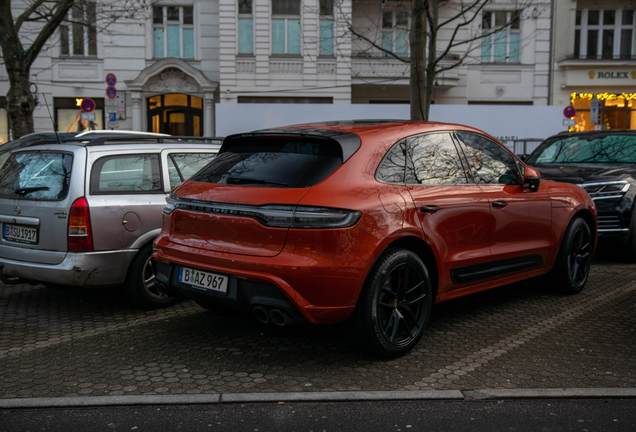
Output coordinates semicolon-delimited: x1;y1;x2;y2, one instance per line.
0;136;220;308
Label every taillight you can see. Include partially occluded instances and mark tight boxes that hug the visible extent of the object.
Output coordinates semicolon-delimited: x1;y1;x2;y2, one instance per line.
68;197;93;252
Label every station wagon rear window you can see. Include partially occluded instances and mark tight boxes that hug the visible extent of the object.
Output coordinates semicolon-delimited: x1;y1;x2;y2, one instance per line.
0;152;73;200
90;154;162;194
190;138;343;188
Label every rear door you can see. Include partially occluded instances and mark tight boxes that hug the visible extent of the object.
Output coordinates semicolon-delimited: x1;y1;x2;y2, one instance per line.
0;147;83;264
403;132;492;291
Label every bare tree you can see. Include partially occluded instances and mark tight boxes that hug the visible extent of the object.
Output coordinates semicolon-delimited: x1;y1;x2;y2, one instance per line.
0;0;152;139
344;0;541;121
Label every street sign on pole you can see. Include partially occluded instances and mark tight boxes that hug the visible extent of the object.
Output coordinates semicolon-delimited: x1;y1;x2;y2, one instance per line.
106;86;117;99
80;98;95;113
590;96;600;123
563;106;576;119
106;73;117;87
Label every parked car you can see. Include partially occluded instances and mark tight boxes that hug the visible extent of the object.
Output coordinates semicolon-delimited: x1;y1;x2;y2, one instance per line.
526;130;636;260
0;130;170;167
152;121;597;357
0;136;220;308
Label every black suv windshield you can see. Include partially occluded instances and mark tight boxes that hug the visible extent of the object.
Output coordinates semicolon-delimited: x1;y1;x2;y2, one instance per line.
190;137;343;188
527;134;636;164
0;152;73;200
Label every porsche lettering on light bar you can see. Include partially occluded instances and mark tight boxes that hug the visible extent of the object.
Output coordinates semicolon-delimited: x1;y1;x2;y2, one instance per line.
163;194;361;229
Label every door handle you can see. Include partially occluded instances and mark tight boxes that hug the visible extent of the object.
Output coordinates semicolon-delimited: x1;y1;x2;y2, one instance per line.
492;201;508;208
419;205;440;213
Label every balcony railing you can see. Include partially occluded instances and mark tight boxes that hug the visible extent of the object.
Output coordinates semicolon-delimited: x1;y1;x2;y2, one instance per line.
564;53;636;61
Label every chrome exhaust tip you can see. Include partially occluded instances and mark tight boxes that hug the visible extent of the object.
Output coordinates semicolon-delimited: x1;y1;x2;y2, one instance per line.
253;305;270;324
269;308;298;326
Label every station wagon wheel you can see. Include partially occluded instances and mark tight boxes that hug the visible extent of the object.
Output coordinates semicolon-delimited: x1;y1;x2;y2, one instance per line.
351;248;432;358
550;216;592;294
124;244;181;309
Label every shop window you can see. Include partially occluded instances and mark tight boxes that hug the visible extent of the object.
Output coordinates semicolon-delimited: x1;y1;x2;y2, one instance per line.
0;97;8;145
481;11;521;63
570;94;636;132
382;9;409;58
238;0;254;54
272;0;301;55
153;5;195;59
55;98;104;132
60;2;97;56
574;9;635;59
319;0;334;56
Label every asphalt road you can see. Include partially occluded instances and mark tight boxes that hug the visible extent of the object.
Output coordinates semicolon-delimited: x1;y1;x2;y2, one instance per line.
0;250;634;400
2;399;636;432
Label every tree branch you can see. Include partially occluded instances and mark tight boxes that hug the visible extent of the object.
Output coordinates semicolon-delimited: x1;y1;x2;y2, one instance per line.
15;0;49;32
26;0;75;66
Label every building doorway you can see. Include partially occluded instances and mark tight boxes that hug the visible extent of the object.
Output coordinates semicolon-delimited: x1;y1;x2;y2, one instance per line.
147;93;203;136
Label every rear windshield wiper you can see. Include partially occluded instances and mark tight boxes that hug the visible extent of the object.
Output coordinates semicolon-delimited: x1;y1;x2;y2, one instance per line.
15;186;50;196
226;176;288;186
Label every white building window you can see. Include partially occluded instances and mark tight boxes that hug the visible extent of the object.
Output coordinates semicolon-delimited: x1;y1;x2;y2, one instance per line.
319;0;334;56
574;9;635;59
238;0;254;54
272;0;301;55
60;2;97;56
153;6;195;59
382;10;409;58
481;11;520;63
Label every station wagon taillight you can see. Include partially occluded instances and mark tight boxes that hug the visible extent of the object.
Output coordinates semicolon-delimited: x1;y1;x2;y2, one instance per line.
68;197;94;252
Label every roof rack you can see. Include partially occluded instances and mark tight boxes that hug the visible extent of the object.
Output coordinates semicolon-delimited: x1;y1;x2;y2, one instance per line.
83;135;224;146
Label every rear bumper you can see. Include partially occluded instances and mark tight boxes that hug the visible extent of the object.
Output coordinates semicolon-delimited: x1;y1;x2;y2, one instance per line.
152;241;366;325
0;249;137;287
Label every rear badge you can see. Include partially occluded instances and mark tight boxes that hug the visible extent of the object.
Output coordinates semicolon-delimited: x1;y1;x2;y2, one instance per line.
14;206;20;215
54;211;67;219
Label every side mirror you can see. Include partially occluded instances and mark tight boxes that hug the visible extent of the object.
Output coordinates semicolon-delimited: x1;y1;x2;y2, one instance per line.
524;166;541;192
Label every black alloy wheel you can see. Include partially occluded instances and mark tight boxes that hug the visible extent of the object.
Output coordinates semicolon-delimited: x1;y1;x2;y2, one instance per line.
352;248;432;357
551;216;592;294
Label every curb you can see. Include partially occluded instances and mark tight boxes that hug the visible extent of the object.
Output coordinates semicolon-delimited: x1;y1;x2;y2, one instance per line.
1;388;635;409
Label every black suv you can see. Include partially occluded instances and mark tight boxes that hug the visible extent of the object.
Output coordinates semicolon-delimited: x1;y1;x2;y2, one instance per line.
526;130;636;259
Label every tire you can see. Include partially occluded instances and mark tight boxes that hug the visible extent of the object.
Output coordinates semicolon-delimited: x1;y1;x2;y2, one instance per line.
350;248;433;358
549;216;593;295
124;244;180;309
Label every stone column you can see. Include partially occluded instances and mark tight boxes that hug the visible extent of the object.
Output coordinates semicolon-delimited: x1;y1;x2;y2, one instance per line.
132;92;142;131
204;95;215;137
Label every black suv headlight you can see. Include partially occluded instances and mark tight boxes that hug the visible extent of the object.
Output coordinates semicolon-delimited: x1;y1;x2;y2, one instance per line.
578;181;630;200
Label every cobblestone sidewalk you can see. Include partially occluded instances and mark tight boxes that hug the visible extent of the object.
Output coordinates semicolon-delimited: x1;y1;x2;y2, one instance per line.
0;258;634;399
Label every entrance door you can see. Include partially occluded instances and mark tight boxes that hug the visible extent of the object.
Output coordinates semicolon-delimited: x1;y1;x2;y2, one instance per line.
147;94;203;136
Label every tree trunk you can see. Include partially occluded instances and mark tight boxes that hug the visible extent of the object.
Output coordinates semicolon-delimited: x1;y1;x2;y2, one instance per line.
5;59;35;139
410;0;428;121
425;0;439;120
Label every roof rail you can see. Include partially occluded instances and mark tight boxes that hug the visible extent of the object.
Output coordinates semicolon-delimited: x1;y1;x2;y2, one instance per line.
84;136;224;146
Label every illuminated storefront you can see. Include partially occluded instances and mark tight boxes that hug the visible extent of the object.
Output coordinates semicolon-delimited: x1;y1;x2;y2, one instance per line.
570;92;636;131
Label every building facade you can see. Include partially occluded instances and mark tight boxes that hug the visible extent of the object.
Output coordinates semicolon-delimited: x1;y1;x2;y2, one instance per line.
551;0;636;131
0;0;220;143
219;0;552;106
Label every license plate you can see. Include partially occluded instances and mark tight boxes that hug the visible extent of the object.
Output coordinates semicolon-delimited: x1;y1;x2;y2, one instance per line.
178;266;228;294
3;223;38;245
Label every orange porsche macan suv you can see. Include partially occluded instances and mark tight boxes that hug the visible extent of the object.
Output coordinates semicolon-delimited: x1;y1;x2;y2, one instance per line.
152;121;597;357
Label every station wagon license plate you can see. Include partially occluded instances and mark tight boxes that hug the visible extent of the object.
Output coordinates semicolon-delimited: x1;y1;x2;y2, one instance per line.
178;266;228;294
2;223;38;245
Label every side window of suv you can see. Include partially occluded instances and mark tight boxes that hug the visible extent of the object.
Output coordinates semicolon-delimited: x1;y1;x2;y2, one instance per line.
90;154;162;194
405;132;472;185
376;140;407;184
455;132;520;185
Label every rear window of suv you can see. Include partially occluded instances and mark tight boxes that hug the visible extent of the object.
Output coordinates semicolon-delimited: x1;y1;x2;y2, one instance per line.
190;138;343;188
0;152;73;200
